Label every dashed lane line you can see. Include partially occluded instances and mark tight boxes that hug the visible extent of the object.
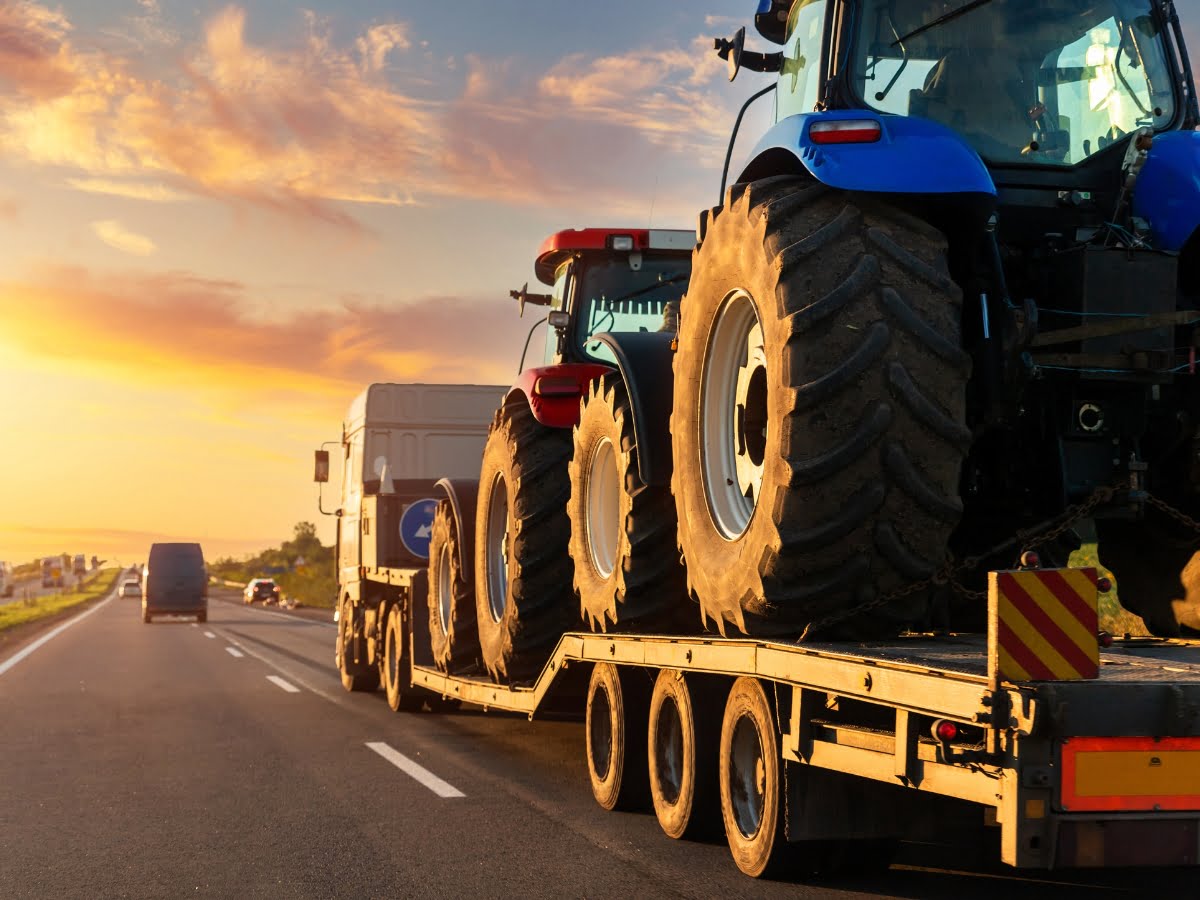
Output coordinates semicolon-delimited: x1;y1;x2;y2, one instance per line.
267;675;300;693
225;646;244;658
203;631;216;639
211;630;345;706
365;742;466;798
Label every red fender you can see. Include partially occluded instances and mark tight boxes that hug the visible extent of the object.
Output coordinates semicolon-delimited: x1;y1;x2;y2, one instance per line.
509;363;615;428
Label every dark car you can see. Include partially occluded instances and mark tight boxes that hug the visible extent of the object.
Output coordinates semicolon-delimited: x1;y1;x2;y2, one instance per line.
143;542;207;624
243;578;280;605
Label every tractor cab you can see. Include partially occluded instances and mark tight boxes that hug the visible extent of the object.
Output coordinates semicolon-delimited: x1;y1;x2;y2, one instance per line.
525;228;693;367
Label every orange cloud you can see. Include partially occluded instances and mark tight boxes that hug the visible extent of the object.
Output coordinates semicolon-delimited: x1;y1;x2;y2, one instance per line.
0;264;532;414
91;219;157;255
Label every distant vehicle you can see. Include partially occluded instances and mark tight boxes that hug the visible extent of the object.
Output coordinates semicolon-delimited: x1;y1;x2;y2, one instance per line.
142;542;207;624
117;580;141;599
73;554;86;577
0;561;12;598
41;557;63;588
243;578;280;605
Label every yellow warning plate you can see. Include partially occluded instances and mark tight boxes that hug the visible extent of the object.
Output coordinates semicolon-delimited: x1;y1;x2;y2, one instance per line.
1062;737;1200;812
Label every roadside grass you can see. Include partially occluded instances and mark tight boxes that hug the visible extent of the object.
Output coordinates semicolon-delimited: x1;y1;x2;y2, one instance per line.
0;568;122;633
1067;543;1151;637
209;566;336;609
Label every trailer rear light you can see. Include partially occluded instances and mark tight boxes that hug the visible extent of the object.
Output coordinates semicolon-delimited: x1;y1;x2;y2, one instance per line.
1097;576;1112;593
809;120;882;145
1098;631;1114;648
932;719;958;742
533;376;582;397
608;235;635;251
1019;551;1040;569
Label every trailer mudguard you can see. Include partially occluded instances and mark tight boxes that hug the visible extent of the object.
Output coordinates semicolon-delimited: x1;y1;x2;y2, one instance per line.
737;111;996;197
1134;130;1200;252
509;362;614;428
592;332;674;487
433;477;478;574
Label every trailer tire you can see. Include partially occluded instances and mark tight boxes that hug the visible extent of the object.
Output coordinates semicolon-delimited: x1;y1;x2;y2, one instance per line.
648;669;724;839
475;401;576;682
338;598;379;693
569;374;686;632
586;662;650;811
384;603;422;711
673;176;968;638
428;502;479;671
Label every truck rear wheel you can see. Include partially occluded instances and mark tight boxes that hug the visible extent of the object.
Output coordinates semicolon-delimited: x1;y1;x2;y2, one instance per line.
384;603;423;711
648;669;723;839
673;176;969;638
569;374;685;632
337;598;380;693
586;662;649;811
428;502;479;671
475;401;576;682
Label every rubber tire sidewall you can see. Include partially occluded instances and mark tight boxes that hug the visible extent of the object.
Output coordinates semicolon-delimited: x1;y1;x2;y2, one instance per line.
586;662;649;811
719;676;784;878
648;669;722;839
384;603;422;712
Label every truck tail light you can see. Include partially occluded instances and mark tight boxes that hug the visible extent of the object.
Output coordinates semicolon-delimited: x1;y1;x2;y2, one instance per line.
809;119;882;145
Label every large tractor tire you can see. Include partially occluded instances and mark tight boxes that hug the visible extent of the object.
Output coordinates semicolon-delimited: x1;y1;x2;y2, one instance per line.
569;374;686;632
673;176;970;638
475;401;577;682
428;501;479;671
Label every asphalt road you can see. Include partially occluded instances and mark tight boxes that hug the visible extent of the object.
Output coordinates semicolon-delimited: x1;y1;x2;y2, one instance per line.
1;579;1196;899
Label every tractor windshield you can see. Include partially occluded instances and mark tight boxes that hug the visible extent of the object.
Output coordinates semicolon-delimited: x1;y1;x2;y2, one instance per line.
849;0;1177;165
574;256;691;365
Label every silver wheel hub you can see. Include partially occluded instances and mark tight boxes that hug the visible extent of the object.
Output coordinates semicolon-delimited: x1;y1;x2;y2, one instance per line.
701;291;767;540
485;473;510;623
586;437;620;579
437;542;452;635
729;713;766;839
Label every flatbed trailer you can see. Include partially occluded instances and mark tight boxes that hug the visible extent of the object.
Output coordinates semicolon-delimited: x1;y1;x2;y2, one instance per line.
346;564;1200;875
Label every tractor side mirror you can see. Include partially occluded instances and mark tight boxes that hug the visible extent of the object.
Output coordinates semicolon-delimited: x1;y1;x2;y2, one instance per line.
714;26;746;82
314;450;330;483
510;283;553;318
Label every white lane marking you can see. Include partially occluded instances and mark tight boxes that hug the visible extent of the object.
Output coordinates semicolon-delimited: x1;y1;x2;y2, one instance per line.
214;633;345;706
225;646;244;658
190;623;198;628
365;741;465;798
267;675;300;693
203;631;216;639
0;589;118;678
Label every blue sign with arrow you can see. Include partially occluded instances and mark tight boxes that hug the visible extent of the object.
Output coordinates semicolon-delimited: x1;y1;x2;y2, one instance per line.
399;498;439;559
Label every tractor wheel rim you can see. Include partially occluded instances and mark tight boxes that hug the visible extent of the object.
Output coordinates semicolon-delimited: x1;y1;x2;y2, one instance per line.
701;290;766;540
654;695;684;806
586;437;620;579
729;712;766;839
485;472;510;623
589;682;613;781
437;542;453;636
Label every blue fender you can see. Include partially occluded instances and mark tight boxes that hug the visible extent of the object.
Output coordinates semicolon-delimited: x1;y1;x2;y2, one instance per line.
738;111;996;196
433;477;478;575
592;332;675;487
1134;131;1200;252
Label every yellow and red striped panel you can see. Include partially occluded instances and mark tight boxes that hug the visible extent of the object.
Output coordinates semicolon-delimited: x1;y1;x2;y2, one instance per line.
988;567;1099;682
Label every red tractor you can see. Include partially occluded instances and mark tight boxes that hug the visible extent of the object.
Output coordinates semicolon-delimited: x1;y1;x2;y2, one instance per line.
429;228;693;681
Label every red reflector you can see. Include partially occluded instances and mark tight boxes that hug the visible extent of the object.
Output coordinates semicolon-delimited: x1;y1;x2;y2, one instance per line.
1097;576;1112;593
1098;631;1114;648
533;376;582;397
1020;551;1041;569
933;720;958;742
809;120;882;145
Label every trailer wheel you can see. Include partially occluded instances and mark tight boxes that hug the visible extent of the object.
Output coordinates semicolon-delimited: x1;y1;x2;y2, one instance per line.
337;598;379;693
648;669;723;839
586;662;649;811
475;401;576;682
673;176;968;638
569;374;685;632
428;502;479;671
384;603;422;711
719;677;788;877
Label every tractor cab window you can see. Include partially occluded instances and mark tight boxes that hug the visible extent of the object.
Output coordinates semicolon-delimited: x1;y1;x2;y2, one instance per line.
850;0;1176;166
573;256;691;365
542;263;572;365
776;0;828;121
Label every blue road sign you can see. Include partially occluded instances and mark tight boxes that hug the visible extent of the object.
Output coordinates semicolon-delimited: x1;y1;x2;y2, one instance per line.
399;498;439;559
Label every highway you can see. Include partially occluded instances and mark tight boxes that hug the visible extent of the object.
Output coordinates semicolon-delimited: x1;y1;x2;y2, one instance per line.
1;577;1196;899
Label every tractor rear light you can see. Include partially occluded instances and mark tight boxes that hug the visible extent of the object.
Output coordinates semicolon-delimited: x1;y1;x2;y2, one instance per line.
533;376;582;397
1097;576;1112;593
608;235;635;251
1019;551;1041;569
809;119;882;145
932;719;958;742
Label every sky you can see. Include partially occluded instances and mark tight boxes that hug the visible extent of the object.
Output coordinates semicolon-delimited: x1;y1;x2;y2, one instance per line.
1;0;1197;565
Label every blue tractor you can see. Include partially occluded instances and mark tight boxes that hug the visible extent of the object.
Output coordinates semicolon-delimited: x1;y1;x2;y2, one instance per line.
672;0;1200;638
